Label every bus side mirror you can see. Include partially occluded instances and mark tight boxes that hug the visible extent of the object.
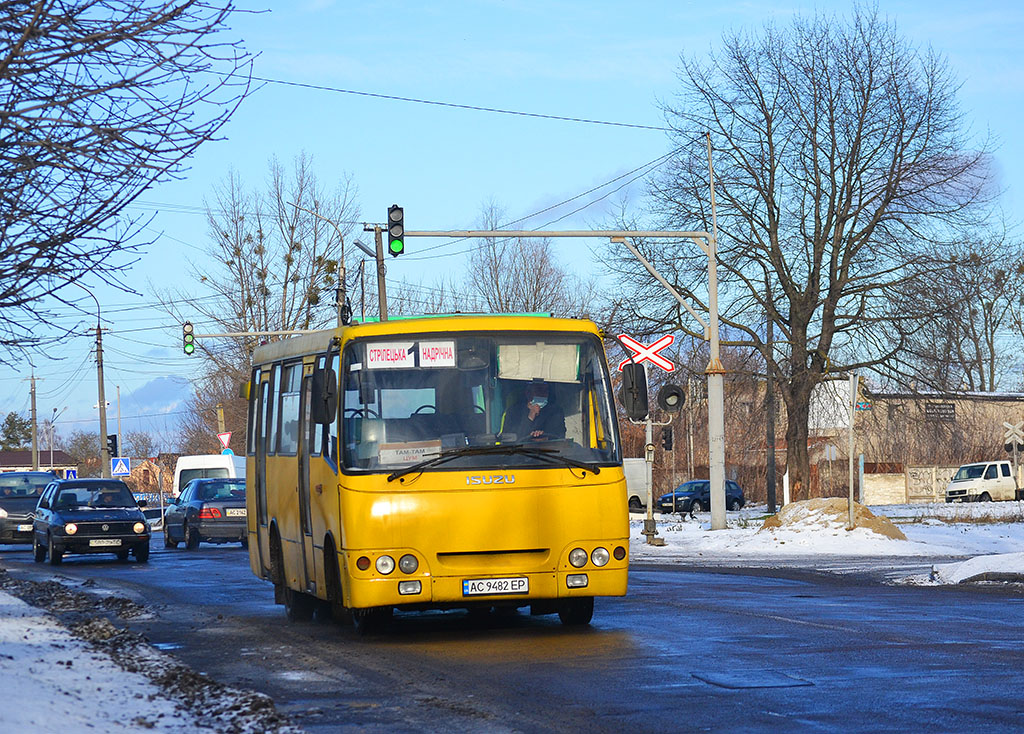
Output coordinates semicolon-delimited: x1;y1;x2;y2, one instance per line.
619;363;649;421
311;366;338;425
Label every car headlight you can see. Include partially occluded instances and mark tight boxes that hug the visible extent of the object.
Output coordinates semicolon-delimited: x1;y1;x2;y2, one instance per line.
375;555;395;574
569;547;588;568
64;523;78;535
0;507;7;519
398;554;418;574
133;522;146;534
591;547;610;567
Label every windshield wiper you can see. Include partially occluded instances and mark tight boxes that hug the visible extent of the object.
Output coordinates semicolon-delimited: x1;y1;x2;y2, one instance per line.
386;444;601;482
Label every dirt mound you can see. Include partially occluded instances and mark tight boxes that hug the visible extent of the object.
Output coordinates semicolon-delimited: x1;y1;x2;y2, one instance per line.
760;497;907;540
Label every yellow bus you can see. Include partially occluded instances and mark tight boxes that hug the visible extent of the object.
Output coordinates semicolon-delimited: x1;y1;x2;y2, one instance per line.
244;314;629;632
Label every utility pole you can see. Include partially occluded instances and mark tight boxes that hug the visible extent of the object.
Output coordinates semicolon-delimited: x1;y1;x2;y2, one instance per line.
216;403;226;434
367;224;389;321
96;323;111;478
28;374;39;470
116;385;122;461
766;289;777;514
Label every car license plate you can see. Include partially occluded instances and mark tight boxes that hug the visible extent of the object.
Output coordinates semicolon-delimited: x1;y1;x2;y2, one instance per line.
225;508;247;517
89;538;122;547
16;524;32;532
462;577;529;596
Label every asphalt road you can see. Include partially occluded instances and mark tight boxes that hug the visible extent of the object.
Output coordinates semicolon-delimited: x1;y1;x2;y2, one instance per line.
2;540;1023;733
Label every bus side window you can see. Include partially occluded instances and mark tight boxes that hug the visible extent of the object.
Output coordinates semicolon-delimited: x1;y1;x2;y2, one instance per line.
267;364;281;457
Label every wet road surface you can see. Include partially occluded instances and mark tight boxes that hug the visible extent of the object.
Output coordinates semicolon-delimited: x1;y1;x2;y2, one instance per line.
2;541;1023;733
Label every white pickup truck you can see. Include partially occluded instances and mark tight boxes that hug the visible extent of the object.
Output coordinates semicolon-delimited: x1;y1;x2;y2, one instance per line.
944;460;1018;502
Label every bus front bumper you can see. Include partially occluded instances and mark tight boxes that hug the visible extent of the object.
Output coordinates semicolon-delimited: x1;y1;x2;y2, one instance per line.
346;567;628;609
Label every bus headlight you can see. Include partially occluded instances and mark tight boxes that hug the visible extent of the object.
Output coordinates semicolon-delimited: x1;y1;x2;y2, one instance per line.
133;522;146;534
591;547;610;567
64;523;78;535
569;547;588;568
375;555;395;575
398;554;418;574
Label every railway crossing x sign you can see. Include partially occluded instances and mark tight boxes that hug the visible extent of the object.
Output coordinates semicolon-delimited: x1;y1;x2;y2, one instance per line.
1003;421;1024;444
617;334;676;372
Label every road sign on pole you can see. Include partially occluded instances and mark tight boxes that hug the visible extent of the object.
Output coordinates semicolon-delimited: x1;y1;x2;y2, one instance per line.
217;432;232;450
617;334;676;372
111;457;131;476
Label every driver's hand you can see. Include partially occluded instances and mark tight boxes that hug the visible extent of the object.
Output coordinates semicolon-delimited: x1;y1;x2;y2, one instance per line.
530;430;545;438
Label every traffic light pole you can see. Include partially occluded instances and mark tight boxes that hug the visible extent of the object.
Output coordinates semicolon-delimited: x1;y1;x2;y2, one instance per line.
404;226;728;530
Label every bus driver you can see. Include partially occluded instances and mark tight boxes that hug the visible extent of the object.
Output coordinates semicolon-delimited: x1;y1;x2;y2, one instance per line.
501;380;566;441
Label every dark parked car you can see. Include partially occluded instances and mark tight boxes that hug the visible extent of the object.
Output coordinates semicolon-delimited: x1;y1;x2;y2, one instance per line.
0;471;56;544
164;478;247;549
657;479;746;514
33;478;150;564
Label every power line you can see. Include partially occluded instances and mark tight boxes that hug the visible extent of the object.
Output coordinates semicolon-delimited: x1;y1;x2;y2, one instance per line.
242;73;670;132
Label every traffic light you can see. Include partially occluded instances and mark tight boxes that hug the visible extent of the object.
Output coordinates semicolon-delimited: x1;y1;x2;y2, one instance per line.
183;321;195;355
387;204;404;257
660;426;673;451
106;434;118;458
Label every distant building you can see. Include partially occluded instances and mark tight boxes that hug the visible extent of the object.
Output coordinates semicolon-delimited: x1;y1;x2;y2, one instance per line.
0;449;78;478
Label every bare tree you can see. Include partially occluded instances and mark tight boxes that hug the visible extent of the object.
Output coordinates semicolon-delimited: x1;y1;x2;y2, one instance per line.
0;1;253;359
164;153;358;450
59;428;102;477
466;202;598;316
901;233;1024;392
123;430;157;460
616;7;992;499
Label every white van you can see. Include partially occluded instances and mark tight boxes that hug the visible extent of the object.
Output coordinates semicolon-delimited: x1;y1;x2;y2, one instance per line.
624;457;649;512
173;454;246;497
944;460;1017;502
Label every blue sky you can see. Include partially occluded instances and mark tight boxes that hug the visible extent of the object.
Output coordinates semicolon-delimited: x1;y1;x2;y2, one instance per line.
3;0;1023;452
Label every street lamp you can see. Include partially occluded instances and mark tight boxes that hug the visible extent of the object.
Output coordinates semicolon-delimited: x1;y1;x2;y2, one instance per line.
48;407;66;470
290;202;349;326
69;282;111;478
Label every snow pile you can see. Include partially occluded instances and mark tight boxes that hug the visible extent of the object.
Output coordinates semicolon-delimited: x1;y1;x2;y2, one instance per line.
927;552;1024;585
760;498;907;541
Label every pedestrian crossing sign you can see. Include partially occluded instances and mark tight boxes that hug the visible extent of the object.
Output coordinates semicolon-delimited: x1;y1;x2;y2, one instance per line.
111;457;131;476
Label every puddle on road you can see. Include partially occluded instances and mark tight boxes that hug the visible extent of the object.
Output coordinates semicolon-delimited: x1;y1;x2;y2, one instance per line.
152;641;183;651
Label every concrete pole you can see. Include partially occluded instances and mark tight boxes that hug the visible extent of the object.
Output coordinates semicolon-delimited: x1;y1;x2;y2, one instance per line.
96;323;111;478
29;374;39;470
705;133;727;531
848;373;857;529
374;225;388;321
116;384;122;460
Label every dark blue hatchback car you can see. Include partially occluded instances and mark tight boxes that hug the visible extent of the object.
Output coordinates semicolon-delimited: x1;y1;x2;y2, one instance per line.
657;479;746;514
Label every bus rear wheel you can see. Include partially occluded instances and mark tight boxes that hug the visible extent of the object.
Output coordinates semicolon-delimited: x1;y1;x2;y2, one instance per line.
558;597;594;626
284;587;315;622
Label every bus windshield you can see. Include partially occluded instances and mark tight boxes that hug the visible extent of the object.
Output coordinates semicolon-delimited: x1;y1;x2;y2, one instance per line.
341;332;619;472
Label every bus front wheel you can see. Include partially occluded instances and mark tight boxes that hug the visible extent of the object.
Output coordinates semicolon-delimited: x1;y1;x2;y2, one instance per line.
353;607;392;636
558;597;594;626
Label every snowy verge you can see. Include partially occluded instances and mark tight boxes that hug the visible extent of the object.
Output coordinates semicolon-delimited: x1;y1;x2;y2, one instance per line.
629;500;1024;586
0;570;301;733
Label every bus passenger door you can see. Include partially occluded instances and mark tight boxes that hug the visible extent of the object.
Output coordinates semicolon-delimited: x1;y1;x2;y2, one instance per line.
253;376;270;576
297;372;316;593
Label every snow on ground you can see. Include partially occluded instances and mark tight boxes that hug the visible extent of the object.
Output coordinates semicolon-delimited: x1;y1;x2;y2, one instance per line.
0;590;199;732
630;499;1024;584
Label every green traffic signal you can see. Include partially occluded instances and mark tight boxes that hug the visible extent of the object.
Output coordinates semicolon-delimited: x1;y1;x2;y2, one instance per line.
387;204;404;257
183;321;195;355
